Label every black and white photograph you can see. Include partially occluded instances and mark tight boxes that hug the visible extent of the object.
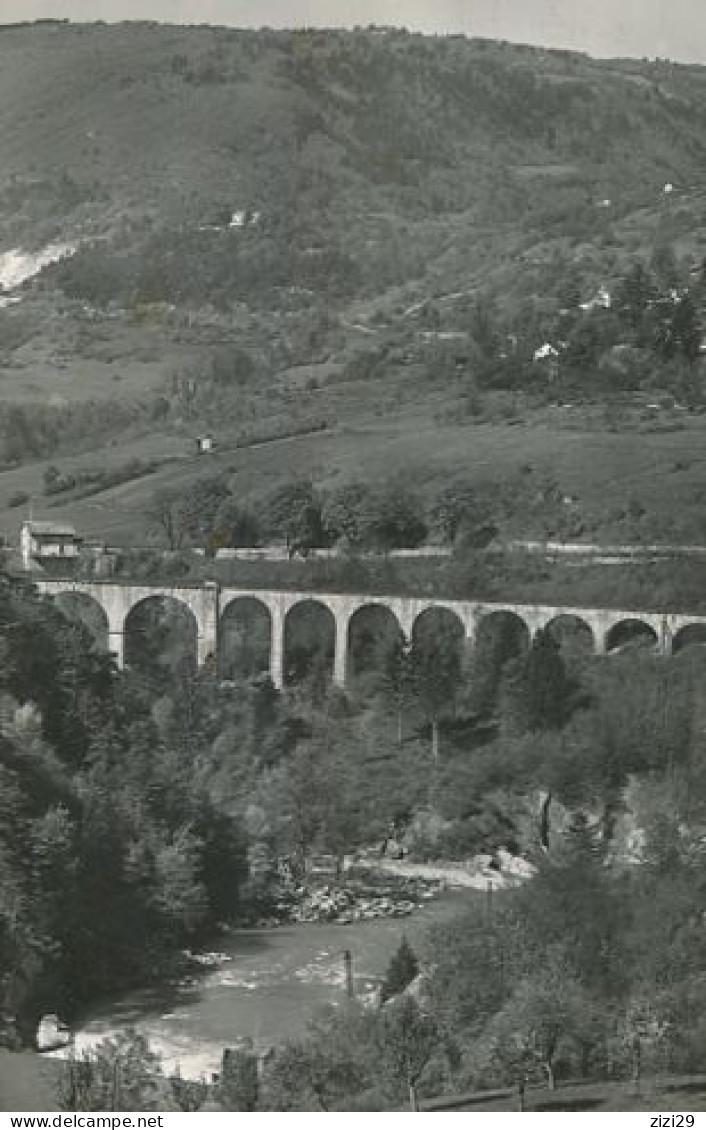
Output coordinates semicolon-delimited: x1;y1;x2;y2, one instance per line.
0;0;705;1116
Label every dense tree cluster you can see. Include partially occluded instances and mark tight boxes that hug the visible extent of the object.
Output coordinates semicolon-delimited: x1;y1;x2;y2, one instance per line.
0;548;703;1110
147;473;503;555
435;249;705;404
41;223;363;313
233;643;706;1109
0;398;163;468
0;573;247;1043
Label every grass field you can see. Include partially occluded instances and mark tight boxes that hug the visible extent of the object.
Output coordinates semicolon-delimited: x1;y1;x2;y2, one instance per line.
0;300;190;405
0;407;703;548
452;1081;706;1113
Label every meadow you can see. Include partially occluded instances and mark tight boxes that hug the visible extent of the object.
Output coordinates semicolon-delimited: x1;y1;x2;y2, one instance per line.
1;403;703;550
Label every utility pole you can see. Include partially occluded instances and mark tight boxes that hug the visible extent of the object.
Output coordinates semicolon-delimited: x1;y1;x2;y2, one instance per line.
408;1079;419;1111
343;949;354;1000
517;1077;526;1112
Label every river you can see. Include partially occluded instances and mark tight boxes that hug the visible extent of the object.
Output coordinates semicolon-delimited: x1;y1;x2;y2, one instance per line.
57;889;476;1081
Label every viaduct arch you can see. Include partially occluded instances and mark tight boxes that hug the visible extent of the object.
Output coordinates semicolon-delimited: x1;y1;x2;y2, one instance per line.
35;580;706;690
219;595;272;679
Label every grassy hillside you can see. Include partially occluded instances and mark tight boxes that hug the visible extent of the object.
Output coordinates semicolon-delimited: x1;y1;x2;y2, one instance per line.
2;408;705;550
2;23;705;239
0;22;705;547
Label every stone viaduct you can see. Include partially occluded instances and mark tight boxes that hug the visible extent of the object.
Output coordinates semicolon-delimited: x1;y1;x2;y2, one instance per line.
35;579;706;689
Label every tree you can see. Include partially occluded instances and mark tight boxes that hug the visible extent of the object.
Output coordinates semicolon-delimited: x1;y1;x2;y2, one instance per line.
59;1031;164;1111
216;1044;260;1111
375;997;441;1110
210;346;256;388
0;570;255;1048
147;477;232;549
515;813;628;998
585;654;696;793
618;993;670;1086
657;292;701;365
211;497;261;548
0;749;59;1044
380;634;415;746
480;950;604;1091
43;464;65;495
146;489;185;550
322;479;427;552
263;1006;373;1111
560;314;604;383
262;992;444;1112
614;262;658;335
252;743;324;872
262;480;325;556
380;936;419;1005
425;902;532;1042
650;242;681;291
361;482;427;551
429;481;492;546
167;1072;209;1112
321;482;372;548
147;825;209;934
411;617;464;763
468;613;528;717
500;628;578;738
178;476;231;546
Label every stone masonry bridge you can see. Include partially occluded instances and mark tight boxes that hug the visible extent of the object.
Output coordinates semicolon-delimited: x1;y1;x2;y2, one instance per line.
35;580;706;689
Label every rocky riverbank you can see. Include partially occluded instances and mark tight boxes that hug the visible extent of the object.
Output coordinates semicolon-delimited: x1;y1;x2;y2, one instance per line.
374;847;536;889
291;874;441;925
240;868;444;929
240;845;534;929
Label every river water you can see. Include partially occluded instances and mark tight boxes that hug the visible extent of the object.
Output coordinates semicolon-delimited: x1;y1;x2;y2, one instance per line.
59;890;475;1081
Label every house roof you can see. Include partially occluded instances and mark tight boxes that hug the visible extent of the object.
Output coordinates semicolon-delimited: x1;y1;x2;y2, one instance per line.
23;520;78;538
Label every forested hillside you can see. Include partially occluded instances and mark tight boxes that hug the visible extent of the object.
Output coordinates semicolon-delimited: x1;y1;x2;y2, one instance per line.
0;22;704;546
2;22;706;248
2;559;705;1109
0;572;247;1045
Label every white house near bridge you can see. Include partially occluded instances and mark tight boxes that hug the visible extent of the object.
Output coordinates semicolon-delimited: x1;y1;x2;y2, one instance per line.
20;520;83;571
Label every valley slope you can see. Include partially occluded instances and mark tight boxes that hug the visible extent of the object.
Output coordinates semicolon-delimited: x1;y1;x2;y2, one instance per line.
0;21;704;547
